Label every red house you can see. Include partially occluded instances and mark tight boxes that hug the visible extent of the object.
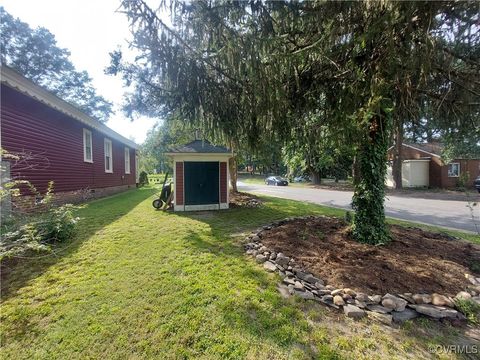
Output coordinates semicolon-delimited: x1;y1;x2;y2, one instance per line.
1;66;138;210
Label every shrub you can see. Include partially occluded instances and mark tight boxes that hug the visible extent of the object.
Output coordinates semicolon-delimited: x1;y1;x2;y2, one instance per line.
455;298;480;325
139;171;148;186
1;204;80;260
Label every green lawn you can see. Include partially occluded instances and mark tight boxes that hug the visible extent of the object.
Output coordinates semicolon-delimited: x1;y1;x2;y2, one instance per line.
1;188;476;359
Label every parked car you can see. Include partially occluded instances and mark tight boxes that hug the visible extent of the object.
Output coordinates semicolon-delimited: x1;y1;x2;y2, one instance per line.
474;176;480;193
265;176;289;186
293;175;310;183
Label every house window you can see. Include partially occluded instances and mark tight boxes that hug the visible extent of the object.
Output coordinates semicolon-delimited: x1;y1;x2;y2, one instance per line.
125;147;130;174
447;163;460;177
104;138;113;173
83;129;93;163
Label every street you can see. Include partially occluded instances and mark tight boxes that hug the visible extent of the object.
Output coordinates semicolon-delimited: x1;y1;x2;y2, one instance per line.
238;182;480;234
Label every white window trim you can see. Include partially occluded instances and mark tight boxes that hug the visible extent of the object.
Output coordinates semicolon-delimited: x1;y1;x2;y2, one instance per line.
125;147;130;174
104;138;113;173
83;129;93;163
447;162;460;178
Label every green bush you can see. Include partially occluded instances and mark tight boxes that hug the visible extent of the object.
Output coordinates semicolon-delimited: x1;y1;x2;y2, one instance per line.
1;204;79;260
139;171;148;186
455;298;480;325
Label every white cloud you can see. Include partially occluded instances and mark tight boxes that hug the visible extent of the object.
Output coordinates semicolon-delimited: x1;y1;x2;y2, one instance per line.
2;0;159;143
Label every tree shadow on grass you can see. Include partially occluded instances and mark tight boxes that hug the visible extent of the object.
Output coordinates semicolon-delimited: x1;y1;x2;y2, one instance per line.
172;197;479;358
1;187;156;302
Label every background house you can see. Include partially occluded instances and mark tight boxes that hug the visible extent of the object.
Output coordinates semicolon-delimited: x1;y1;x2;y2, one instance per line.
386;142;480;189
1;66;138;210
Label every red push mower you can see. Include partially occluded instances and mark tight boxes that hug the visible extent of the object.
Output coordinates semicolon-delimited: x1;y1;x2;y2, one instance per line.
152;173;174;210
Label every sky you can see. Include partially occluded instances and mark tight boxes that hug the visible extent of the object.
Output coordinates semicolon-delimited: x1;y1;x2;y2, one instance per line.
2;0;160;144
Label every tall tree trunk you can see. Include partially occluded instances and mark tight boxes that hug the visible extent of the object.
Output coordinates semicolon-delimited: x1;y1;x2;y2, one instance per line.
352;155;361;185
311;169;321;185
229;156;238;193
392;118;403;189
352;110;391;245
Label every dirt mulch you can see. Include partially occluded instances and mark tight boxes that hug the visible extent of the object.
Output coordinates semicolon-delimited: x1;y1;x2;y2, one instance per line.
229;191;262;208
260;217;480;296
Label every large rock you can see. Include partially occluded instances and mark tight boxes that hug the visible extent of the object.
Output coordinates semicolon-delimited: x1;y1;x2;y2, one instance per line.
410;304;462;319
392;308;418;323
275;253;290;267
294;281;305;291
343;305;366;319
343;288;356;297
366;304;392;314
382;294;408;311
263;261;277;272
431;293;455;308
412;293;432;304
255;254;267;263
333;295;345;306
367;311;393;325
331;289;343;296
295;290;315;300
356;293;369;303
369;295;382;304
454;291;472;301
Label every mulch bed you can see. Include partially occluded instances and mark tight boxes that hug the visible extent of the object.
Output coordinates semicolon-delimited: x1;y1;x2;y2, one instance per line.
229;191;262;208
259;217;480;296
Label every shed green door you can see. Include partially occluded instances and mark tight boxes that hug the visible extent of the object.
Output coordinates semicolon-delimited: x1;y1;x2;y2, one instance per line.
184;162;219;205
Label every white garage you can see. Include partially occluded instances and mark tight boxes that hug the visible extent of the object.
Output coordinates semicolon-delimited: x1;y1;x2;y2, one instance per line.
386;159;430;188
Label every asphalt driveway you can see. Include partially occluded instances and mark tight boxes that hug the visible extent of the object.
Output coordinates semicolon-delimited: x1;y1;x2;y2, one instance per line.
237;182;480;233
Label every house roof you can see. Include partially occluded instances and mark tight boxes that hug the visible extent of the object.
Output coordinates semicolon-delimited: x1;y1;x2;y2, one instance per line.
0;65;138;149
167;140;231;154
404;142;444;157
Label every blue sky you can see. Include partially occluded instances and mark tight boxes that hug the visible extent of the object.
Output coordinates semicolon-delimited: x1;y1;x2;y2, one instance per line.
2;0;159;144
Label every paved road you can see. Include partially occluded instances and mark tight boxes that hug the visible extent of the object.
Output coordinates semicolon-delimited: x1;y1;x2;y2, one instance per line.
238;182;480;233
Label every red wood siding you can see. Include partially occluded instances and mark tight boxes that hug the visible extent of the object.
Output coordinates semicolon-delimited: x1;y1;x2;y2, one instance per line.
220;162;227;203
1;85;136;194
175;162;184;205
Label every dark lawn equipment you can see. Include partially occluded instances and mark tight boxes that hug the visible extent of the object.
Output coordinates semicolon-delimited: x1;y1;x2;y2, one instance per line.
152;173;174;210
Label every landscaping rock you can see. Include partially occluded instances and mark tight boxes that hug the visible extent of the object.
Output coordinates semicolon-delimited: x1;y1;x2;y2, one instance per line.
263;261;277;272
296;290;315;300
471;296;480;305
270;252;277;260
343;288;356;297
294;270;313;282
285;271;294;277
369;295;382;304
466;274;480;286
259;246;268;252
251;235;260;242
294;281;305;291
382;294;407;311
255;254;267;263
343;305;366;319
315;281;325;289
287;284;295;295
342;294;352;301
276;264;285;272
392;308;418;323
431;293;455;307
325;285;336;291
322;295;333;302
275;253;290;267
317;289;331;296
454;291;472;301
410;304;461;319
356;293;369;303
355;300;367;309
412;293;432;304
277;284;291;299
398;293;415;304
303;274;322;285
333;295;345;306
283;277;296;286
368;311;393;325
366;304;392;314
331;289;343;296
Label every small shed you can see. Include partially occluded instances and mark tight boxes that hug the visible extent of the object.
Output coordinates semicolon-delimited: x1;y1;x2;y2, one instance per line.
166;140;232;211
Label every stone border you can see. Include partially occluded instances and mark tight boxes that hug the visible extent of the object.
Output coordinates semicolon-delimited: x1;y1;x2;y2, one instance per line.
244;215;480;325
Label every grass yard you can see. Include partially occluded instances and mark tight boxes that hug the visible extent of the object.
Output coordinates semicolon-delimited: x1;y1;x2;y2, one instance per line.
1;187;478;359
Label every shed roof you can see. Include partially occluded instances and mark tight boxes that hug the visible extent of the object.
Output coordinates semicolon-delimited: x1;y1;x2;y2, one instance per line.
167;140;231;154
